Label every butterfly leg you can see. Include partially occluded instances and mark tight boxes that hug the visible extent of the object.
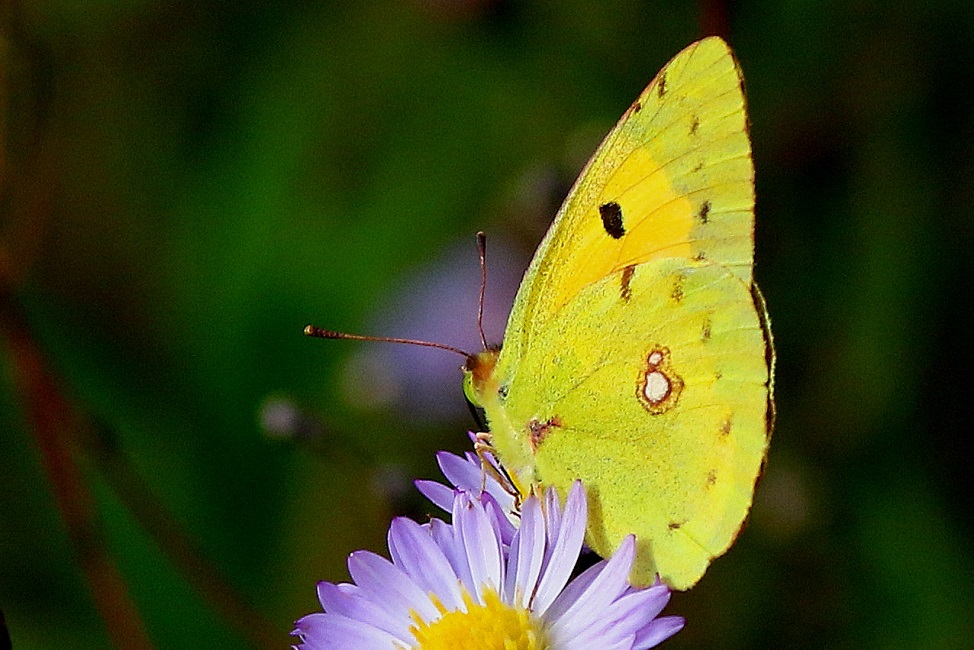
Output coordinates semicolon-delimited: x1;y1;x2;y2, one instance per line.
473;431;524;509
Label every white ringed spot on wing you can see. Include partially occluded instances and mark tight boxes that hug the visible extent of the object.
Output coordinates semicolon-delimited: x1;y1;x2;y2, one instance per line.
636;345;684;415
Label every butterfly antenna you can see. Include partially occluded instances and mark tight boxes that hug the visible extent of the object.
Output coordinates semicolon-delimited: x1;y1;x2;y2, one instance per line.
303;325;471;358
476;231;489;351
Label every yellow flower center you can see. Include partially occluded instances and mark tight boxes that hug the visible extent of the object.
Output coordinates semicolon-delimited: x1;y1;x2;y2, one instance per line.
409;588;549;650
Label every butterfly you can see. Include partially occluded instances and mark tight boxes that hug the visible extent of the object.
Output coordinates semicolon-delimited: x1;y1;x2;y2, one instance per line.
463;36;775;590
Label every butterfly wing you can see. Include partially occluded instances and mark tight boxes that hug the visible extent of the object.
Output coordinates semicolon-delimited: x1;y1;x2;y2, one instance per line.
502;36;755;365
495;259;770;589
481;37;772;590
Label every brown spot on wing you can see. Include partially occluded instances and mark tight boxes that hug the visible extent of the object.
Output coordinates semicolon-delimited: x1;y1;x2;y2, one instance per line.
671;274;685;303
690;115;700;135
620;265;635;302
706;469;717;488
528;416;563;452
657;74;667;97
698;200;712;224
720;418;732;437
701;316;712;341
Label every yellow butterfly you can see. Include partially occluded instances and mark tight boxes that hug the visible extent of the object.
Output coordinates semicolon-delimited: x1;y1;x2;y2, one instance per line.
464;36;774;590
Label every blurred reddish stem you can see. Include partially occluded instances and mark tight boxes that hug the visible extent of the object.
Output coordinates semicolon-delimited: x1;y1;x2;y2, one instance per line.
0;290;281;648
3;7;152;633
700;0;730;40
85;422;281;648
0;288;156;648
2;3;278;644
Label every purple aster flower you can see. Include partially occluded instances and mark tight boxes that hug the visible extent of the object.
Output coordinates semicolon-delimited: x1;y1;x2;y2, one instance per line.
415;444;518;524
292;481;684;649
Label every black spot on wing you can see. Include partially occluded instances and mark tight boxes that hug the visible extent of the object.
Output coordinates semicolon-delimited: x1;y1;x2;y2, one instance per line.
599;202;626;239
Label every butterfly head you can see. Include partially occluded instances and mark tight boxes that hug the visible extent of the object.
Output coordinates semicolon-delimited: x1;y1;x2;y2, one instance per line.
462;347;501;408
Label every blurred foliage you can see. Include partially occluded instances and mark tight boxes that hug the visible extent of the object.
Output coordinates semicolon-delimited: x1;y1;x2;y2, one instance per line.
2;0;973;648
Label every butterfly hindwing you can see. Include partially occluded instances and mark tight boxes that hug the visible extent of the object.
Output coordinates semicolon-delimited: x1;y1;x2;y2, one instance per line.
490;259;769;589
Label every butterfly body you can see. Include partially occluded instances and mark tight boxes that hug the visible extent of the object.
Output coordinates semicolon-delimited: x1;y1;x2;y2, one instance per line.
464;37;774;591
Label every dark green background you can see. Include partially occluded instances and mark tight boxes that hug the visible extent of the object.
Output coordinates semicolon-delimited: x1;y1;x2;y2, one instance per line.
2;1;972;647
